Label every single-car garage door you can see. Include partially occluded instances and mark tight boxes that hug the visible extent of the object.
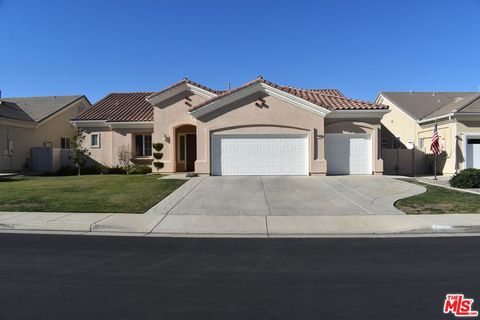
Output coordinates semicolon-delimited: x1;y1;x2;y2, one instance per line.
325;133;372;175
212;134;308;176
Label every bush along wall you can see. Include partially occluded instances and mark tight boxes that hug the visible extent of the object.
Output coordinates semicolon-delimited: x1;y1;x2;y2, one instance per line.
152;143;164;173
450;168;480;189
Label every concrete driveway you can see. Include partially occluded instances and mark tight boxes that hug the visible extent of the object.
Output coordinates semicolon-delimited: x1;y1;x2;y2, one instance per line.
154;176;425;216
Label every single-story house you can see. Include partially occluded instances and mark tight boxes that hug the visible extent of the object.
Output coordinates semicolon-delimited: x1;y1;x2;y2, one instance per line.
0;95;91;171
376;91;480;175
72;77;389;176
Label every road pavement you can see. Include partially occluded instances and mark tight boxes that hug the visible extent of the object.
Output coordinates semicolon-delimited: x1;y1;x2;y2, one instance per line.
0;234;478;319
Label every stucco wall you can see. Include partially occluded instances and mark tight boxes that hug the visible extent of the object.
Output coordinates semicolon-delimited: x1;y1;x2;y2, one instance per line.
418;120;456;175
32;101;86;148
152;93;209;173
378;95;419;147
194;94;327;175
324;118;383;174
82;128;113;166
82;127;152;167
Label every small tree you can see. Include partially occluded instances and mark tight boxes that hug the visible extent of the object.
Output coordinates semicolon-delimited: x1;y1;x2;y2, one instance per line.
69;129;91;176
152;142;164;173
117;145;133;174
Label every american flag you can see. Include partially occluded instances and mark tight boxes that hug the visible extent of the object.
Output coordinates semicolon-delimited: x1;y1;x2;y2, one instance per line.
430;123;441;155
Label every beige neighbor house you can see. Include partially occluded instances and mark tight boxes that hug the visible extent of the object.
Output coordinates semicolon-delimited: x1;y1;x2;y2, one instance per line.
72;77;389;176
0;95;91;172
376;92;480;175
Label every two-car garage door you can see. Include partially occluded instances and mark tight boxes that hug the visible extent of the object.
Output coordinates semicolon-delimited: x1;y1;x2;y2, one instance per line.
211;133;372;176
212;135;308;176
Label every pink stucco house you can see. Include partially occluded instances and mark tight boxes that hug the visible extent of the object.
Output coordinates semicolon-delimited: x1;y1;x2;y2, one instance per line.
71;77;389;176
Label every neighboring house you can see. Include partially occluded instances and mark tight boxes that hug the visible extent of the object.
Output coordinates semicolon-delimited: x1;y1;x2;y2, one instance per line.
0;95;91;171
72;77;388;176
377;92;480;175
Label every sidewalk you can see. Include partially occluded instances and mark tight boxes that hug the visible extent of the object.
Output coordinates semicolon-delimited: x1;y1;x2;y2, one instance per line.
1;211;480;237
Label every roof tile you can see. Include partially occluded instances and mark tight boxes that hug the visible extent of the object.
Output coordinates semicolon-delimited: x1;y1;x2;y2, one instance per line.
189;77;386;112
73;92;154;122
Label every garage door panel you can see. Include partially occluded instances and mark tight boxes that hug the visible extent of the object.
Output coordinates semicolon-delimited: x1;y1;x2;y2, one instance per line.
212;134;308;176
325;134;372;175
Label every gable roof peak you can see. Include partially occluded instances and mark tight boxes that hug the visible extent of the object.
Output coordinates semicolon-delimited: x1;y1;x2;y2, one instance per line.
189;77;386;114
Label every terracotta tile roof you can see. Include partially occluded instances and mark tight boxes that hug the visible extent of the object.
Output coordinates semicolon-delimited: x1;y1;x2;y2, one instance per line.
73;78;386;123
146;78;224;101
282;87;345;97
189;77;387;112
73;92;154;122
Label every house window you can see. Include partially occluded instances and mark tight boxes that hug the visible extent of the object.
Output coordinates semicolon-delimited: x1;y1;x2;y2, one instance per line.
135;134;152;157
61;137;70;149
91;134;100;148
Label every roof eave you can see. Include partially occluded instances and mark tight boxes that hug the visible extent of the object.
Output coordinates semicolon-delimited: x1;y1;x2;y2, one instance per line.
326;109;390;119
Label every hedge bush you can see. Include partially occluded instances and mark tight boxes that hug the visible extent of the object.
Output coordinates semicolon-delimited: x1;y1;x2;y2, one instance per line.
56;164;151;176
130;165;152;174
449;168;480;189
57;165;105;176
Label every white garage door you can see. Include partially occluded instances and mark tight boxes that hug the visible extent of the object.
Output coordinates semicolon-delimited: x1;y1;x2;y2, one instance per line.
325;133;372;175
212;134;308;176
466;138;480;168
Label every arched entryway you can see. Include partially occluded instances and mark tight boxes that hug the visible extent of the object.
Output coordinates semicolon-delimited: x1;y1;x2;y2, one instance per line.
175;124;197;172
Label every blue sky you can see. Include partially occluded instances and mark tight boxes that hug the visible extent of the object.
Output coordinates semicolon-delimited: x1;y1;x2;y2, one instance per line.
1;0;479;103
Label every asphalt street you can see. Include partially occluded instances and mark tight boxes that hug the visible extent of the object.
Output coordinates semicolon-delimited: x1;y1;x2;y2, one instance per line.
0;234;478;320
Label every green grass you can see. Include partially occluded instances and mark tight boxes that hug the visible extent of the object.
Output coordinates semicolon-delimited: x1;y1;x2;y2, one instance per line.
395;179;480;214
0;175;185;213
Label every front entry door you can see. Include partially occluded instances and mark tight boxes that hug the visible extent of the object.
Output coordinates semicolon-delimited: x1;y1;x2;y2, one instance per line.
186;134;197;172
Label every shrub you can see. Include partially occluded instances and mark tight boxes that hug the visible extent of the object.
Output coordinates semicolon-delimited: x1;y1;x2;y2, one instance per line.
152;142;164;173
105;166;126;174
57;165;105;176
130;165;152;174
450;169;480;189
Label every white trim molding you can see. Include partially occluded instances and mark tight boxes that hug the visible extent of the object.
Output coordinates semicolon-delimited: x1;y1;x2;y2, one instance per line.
189;82;331;118
70;120;109;128
326;110;390;119
147;83;217;106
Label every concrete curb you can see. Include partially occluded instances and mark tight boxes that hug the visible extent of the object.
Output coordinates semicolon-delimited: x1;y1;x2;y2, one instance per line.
416;178;480;195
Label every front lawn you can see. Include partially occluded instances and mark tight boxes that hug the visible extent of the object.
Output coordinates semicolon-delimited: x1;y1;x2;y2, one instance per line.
395;179;480;214
0;175;185;213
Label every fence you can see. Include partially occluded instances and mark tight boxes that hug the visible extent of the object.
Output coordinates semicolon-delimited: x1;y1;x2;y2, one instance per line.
382;148;425;176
